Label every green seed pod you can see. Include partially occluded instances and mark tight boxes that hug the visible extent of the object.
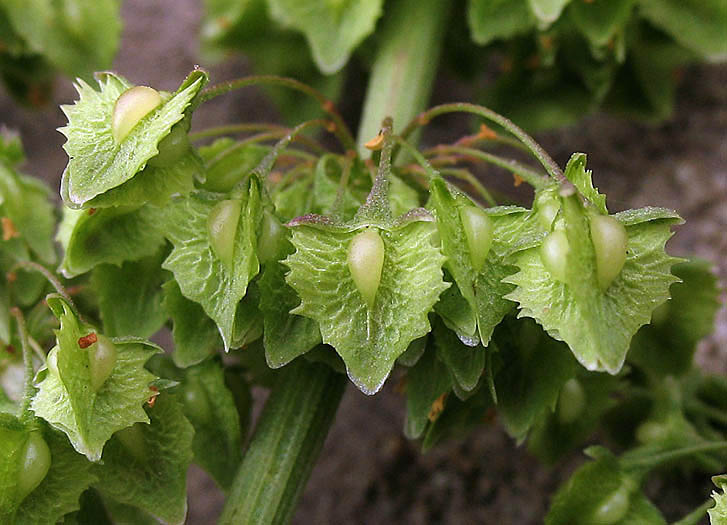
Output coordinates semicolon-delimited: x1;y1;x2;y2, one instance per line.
17;432;51;502
147;122;190;168
257;210;285;264
183;377;211;426
115;423;147;463
590;215;627;292
111;86;162;143
208;199;242;272
459;206;493;273
635;420;668;444
556;378;586;425
589;484;630;524
348;229;385;309
540;230;570;283
88;335;117;393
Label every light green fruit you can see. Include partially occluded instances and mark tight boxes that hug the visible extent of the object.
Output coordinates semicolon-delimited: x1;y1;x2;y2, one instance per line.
590;484;630;524
459;206;493;273
635;420;668;444
111;86;162;143
46;346;59;376
88;334;117;393
147;123;190;168
183;377;211;426
348;229;385;309
17;432;51;502
115;423;147;463
540;230;570;283
538;201;560;230
590;215;628;292
208;199;242;272
257;211;285;264
556;378;586;425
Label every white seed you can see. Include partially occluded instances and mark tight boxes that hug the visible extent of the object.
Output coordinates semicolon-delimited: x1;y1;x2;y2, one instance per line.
589;215;627;292
348;229;385;309
111;86;162;143
540;230;570;283
459;206;493;273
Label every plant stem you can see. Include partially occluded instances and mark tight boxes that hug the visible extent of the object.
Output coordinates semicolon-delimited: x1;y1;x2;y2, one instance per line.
621;441;727;470
671;499;714;525
428;145;550;189
219;359;347;525
10;307;35;424
356;0;451;156
400;102;568;185
199;75;356;151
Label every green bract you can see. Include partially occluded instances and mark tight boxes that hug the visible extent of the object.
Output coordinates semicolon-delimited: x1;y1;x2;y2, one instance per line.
59;69;207;208
31;296;161;461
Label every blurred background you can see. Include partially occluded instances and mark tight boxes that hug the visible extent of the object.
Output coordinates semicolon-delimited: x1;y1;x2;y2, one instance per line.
0;0;725;522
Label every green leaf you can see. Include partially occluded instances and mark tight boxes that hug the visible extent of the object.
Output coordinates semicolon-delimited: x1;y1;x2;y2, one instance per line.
258;257;321;368
285;219;448;394
404;342;452;439
494;318;577;440
59;70;207;208
31;297;160;461
91;252;168;338
563;153;608;214
94;394;194;525
638;0;727;59
162;280;221;368
57;204;165;278
84;150;203;209
1;0;120;81
0;128;25;167
182;360;242;490
0;162;56;264
528;0;572;26
434;278;478;344
710;475;727;524
433;318;485;393
569;0;635;49
421;385;492;452
429;178;530;345
505;197;683;374
546;448;665;525
467;0;535;45
628;259;721;377
161;184;261;350
266;0;384;73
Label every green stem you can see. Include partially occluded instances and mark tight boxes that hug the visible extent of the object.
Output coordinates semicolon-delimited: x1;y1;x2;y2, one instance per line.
400;102;568;186
10;307;35;424
219;359;346;525
671;499;714;525
439;169;496;206
356;0;450;156
621;441;727;470
199;75;356;151
429;145;550;189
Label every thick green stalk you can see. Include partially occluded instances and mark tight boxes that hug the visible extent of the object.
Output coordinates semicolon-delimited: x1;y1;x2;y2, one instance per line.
219;359;346;525
356;0;450;155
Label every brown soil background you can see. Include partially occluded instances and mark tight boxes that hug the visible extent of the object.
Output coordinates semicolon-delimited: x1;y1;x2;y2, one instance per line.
1;1;724;523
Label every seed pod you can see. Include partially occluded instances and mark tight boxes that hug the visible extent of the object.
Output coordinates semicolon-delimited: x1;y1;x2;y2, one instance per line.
459;206;493;273
17;432;51;502
347;229;385;309
147;123;190;168
589;484;630;524
540;230;570;283
635;420;668;444
556;378;586;424
590;215;627;292
183;377;211;426
88;334;117;393
115;423;147;463
257;211;285;264
111;86;162;143
208;199;242;272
